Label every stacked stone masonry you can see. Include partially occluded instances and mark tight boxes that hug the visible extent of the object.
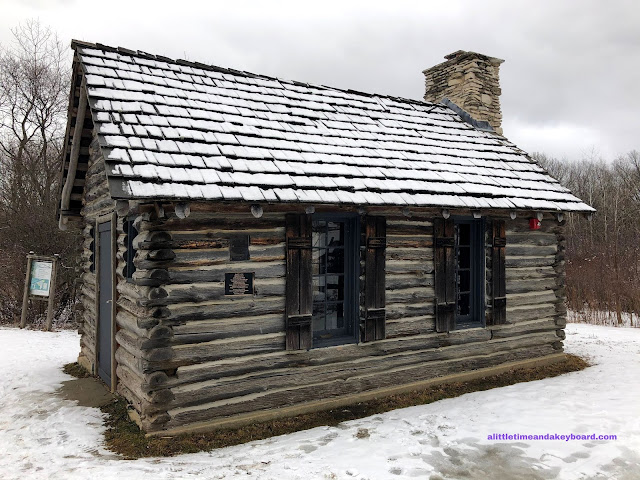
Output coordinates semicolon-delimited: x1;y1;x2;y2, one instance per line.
423;51;505;135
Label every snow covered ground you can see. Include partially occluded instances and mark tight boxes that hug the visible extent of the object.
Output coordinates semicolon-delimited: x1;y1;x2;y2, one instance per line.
0;324;638;480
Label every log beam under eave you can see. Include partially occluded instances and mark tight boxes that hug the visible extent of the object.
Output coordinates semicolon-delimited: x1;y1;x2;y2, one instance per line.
59;78;88;231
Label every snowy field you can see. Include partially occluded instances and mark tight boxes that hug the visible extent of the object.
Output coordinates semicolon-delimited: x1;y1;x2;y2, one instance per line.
0;325;638;480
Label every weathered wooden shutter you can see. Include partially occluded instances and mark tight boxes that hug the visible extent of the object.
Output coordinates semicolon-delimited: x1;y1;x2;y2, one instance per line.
364;216;386;342
490;220;507;325
434;218;456;333
285;214;313;350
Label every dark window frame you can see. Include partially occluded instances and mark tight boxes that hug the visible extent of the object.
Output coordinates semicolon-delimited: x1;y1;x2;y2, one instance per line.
310;213;360;348
124;218;138;281
452;216;485;330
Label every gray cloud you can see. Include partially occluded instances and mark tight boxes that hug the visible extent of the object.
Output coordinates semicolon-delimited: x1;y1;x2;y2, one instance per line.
1;0;638;161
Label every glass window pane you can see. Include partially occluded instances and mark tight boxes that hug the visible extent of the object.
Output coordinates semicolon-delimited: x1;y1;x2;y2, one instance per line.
312;303;325;332
327;248;344;273
325;274;344;301
458;294;470;316
312;248;325;275
459;223;470;246
459;270;470;292
327;222;344;246
313;276;326;302
336;303;344;329
459;247;470;269
325;303;340;330
312;222;326;248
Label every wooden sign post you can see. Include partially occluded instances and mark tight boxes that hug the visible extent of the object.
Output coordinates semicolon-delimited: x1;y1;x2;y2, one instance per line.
20;253;59;331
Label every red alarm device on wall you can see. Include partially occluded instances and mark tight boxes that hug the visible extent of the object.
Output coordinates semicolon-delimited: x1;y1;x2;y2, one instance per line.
529;218;541;230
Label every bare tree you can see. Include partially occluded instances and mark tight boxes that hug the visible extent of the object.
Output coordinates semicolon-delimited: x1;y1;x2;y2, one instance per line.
0;20;80;325
0;20;68;213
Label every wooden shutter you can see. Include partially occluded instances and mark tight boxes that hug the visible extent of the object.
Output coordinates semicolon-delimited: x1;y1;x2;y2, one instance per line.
434;218;456;333
285;213;313;350
490;219;507;325
364;216;386;342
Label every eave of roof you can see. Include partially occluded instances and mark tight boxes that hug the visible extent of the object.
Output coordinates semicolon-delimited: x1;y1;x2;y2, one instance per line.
62;40;594;213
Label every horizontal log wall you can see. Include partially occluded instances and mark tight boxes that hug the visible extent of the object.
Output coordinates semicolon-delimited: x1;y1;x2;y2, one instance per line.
121;204;566;433
385;215;435;338
499;213;566;349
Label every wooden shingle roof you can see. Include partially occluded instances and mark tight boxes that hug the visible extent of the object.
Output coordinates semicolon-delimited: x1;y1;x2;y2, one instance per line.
69;41;594;212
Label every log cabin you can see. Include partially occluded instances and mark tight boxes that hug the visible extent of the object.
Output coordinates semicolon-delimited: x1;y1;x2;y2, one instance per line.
57;41;594;435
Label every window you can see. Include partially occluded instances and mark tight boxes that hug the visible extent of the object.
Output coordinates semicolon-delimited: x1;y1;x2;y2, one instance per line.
453;219;484;328
124;219;138;280
311;216;359;346
434;217;485;332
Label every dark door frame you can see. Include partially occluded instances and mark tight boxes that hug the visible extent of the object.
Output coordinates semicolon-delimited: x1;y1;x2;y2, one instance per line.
95;213;117;392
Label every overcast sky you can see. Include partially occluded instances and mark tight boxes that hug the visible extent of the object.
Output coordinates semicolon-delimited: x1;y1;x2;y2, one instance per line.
2;0;638;162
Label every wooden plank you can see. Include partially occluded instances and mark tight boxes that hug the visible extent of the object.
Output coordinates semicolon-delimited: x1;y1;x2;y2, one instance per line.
506;278;556;294
167;344;556;427
298;215;312;350
163;297;285;325
110;212;118;393
491;220;507;326
506;232;556;246
285;214;301;350
385;315;436;338
169;331;558;409
364;216;386;342
59;79;87;221
19;256;33;328
140;280;285;307
506;291;557;308
172;313;285;343
386;287;435;304
165;262;285;285
386;247;433;261
155;353;567;435
386;302;435;320
505;256;555;268
490;318;560;338
44;258;58;331
505;266;556;281
171;333;286;367
433;218;455;333
385;259;433;275
506;245;557;256
172;328;492;386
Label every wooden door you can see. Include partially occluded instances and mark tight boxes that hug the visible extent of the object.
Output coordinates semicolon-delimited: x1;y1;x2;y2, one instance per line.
97;221;112;385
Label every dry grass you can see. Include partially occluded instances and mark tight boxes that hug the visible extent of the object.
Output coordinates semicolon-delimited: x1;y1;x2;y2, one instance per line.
98;354;589;459
62;362;91;379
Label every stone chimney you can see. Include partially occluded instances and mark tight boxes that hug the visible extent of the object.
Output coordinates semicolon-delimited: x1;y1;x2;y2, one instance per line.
423;51;505;134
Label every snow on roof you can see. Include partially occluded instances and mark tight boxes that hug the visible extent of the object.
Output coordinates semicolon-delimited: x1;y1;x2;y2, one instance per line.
73;41;594;212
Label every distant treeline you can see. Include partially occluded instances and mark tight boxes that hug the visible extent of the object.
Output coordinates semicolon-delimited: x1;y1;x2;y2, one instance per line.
535;151;640;325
